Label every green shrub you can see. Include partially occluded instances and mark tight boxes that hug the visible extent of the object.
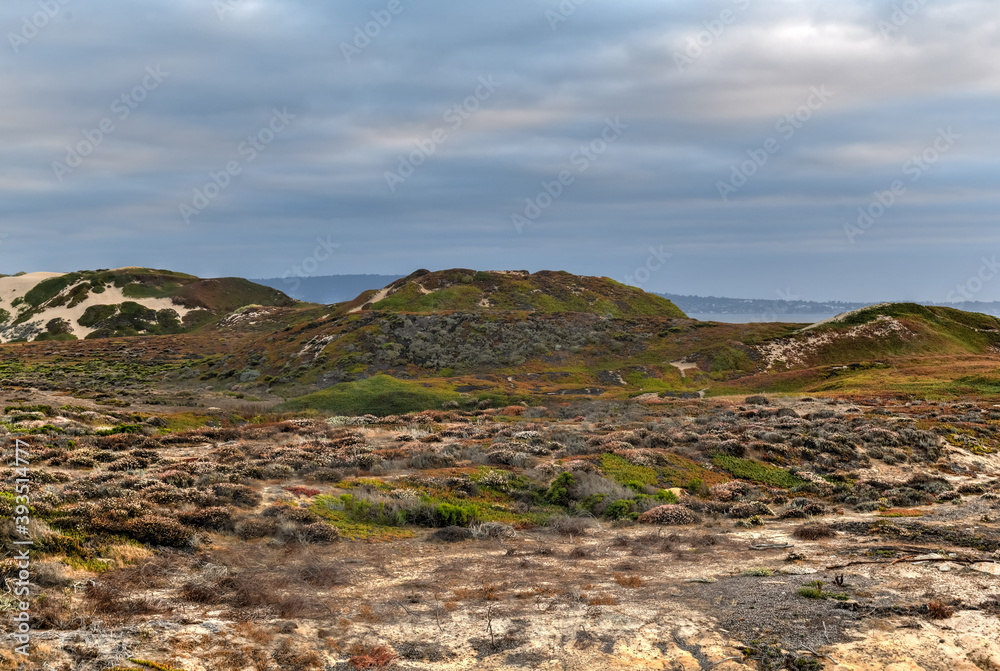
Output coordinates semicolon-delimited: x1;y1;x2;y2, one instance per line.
434;502;476;527
797;586;824;599
603;499;637;520
95;424;143;436
546;472;575;506
685;477;705;496
656;489;680;504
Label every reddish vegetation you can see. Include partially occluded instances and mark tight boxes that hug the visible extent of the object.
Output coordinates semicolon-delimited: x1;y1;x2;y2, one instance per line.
347;645;397;669
285;485;322;497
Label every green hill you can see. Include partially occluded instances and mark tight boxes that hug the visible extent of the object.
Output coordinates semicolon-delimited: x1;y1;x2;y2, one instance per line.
0;267;295;343
345;269;687;318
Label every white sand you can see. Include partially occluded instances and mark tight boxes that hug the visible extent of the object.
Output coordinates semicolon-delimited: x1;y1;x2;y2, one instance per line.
669;360;700;378
349;286;392;314
800;302;890;331
0;272;65;305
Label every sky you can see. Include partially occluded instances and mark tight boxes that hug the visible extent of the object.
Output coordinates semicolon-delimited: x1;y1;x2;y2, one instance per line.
1;0;998;303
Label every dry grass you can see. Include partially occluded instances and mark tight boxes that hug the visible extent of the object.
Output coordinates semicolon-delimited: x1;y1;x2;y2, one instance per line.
928;601;955;619
612;572;644;588
585;594;618;606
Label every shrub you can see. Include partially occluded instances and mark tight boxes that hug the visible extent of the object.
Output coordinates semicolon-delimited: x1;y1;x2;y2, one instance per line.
801;502;827;516
927;601;955;619
710;479;753;501
469;522;516;540
235;518;280;540
348;645;397;670
301;522;340;543
434;502;476;527
546;472;575;506
604;499;638;521
612;572;644;588
798;586;824;599
734;515;764;528
431;526;472;542
792;524;836;540
656;489;680;504
637;505;700;526
727;502;774;519
548;515;595;535
211;483;261;507
178;506;235;531
123;515;192;547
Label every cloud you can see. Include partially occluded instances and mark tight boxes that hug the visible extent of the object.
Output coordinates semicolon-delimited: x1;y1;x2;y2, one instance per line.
0;0;998;302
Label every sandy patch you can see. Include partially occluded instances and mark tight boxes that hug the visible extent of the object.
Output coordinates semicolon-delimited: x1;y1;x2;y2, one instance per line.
670;360;700;378
0;272;64;306
756;316;911;371
349;286;391;313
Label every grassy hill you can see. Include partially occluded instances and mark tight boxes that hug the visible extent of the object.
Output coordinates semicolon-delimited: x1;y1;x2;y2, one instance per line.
344;269;688;318
7;266;1000;412
0;267;295;343
223;299;1000;413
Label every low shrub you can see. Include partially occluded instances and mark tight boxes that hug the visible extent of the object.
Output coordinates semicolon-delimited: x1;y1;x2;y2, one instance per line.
792;524;837;540
178;506;235;531
637;505;700;526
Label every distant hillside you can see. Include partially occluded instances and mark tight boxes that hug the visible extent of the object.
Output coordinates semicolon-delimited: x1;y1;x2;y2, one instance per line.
253;274;404;304
346;269;688;318
659;292;1000;318
0;268;294;343
658;292;870;316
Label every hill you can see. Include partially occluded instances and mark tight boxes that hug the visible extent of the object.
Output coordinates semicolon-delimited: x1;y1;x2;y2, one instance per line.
0;267;295;343
206;298;1000;413
344;269;687;318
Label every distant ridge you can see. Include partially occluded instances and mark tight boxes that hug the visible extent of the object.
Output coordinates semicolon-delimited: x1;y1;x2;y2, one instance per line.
657;292;1000;318
252;274;405;304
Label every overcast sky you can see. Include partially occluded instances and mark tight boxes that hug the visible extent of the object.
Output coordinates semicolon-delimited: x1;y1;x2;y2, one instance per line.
1;0;998;302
